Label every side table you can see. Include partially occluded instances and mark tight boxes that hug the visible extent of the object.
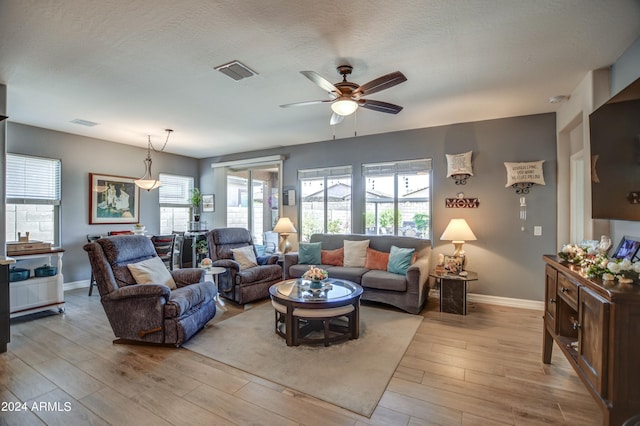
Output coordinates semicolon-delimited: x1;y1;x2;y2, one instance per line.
429;270;478;315
203;266;227;312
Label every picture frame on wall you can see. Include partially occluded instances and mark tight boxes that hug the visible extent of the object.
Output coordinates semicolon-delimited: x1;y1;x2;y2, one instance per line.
89;173;140;224
202;194;215;212
612;235;640;261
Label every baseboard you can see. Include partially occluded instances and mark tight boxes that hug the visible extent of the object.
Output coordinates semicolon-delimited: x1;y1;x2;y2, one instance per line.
429;289;544;311
64;280;90;291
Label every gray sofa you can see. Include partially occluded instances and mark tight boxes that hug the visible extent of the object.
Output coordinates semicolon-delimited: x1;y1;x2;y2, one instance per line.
284;233;431;314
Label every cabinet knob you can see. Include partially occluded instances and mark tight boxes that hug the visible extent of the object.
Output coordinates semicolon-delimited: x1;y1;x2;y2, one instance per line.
549;298;556;304
560;287;568;293
572;321;581;330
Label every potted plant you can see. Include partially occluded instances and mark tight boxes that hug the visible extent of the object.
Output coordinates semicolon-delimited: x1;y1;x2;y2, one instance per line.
190;188;203;221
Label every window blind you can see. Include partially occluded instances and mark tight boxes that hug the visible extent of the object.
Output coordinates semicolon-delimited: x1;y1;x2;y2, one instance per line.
6;154;61;204
362;159;432;176
298;165;352;180
159;174;194;206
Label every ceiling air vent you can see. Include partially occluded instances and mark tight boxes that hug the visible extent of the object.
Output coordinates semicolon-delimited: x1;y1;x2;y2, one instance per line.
70;118;99;127
214;60;258;81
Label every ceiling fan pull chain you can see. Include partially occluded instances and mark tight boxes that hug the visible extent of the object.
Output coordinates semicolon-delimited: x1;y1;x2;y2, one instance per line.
354;110;358;137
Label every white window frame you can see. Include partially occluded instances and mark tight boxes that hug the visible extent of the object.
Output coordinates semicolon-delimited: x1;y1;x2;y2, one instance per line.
6;153;62;245
159;173;194;234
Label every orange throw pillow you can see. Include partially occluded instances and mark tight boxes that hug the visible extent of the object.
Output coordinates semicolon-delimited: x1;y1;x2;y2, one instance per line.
321;248;344;266
365;248;389;271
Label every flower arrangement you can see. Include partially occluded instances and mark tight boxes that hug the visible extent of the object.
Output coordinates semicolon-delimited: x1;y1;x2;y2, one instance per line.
200;257;213;268
302;266;328;282
559;240;640;284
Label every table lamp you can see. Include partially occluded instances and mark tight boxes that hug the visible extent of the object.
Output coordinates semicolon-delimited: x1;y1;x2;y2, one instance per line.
440;218;477;256
273;217;297;253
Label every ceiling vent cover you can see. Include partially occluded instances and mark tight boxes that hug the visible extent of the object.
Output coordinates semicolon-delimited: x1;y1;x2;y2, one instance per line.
70;118;99;127
214;60;258;81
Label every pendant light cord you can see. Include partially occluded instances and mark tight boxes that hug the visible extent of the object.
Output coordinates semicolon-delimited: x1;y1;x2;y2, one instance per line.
148;129;173;153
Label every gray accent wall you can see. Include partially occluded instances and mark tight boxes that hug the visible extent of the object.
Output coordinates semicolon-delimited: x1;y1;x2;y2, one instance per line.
202;113;557;301
7;123;199;283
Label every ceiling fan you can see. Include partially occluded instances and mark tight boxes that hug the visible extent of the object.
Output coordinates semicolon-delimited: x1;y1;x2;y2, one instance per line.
280;65;407;125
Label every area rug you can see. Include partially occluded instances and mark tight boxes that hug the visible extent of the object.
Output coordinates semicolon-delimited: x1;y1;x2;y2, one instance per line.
183;303;422;417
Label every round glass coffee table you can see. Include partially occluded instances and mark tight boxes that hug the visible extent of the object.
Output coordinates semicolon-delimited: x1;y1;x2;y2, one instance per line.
269;278;363;346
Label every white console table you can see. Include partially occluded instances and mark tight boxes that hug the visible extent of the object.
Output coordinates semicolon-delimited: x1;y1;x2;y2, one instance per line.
9;248;65;318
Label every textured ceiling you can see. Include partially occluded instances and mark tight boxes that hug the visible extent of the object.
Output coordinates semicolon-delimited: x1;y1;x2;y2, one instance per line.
1;1;639;158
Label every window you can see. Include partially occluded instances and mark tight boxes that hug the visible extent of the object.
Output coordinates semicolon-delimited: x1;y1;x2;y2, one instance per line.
159;173;193;234
299;166;352;242
5;154;61;244
226;164;280;245
363;159;431;238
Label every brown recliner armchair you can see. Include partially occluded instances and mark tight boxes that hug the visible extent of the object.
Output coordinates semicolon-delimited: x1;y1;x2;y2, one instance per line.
84;235;217;346
206;228;282;304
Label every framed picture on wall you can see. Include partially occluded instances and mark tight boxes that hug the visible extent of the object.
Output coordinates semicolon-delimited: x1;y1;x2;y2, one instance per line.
89;173;140;224
202;194;215;212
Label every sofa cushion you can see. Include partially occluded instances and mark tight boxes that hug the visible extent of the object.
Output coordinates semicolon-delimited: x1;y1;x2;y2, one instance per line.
365;248;389;271
343;239;370;267
361;269;408;292
236;264;282;285
164;281;217;318
387;245;415;275
325;266;368;283
231;245;258;270
321;247;344;266
127;256;177;289
298;242;322;265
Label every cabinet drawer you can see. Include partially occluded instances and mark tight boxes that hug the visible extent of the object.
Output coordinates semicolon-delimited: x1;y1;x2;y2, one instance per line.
557;273;579;310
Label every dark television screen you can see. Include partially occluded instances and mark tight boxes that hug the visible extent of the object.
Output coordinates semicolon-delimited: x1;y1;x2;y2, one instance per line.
589;77;640;221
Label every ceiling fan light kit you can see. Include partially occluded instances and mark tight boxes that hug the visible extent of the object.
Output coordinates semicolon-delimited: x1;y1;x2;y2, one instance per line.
331;98;358;116
281;64;407;124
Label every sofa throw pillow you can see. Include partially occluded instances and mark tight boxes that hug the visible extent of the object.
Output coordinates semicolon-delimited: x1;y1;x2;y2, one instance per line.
127;256;177;290
231;245;258;270
365;248;389;271
299;242;322;265
387;245;415;276
343;239;370;267
321;247;344;266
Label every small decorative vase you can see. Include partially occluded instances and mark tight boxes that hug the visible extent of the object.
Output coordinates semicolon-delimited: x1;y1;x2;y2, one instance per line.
309;280;323;289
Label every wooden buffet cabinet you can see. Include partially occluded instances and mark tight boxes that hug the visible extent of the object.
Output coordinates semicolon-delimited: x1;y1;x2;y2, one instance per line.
543;255;640;426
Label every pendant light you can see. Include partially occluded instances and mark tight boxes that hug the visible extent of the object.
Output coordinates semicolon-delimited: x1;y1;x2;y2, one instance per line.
135;129;173;191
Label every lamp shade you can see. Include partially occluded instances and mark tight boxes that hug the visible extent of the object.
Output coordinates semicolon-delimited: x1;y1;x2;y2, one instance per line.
440;218;476;242
273;217;297;234
331;98;359;116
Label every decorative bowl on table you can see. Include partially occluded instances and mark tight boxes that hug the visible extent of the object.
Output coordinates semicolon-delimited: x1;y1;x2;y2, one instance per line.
132;224;146;235
200;257;213;269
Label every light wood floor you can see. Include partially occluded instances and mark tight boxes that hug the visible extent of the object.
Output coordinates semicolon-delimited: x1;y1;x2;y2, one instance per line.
0;289;602;425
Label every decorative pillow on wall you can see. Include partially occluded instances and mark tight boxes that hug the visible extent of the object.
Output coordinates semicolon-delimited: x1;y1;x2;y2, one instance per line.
446;151;474;177
504;160;546;187
127;256;177;290
343;240;370;267
298;242;322;265
231;245;258;270
321;248;344;266
365;248;389;271
387;245;415;276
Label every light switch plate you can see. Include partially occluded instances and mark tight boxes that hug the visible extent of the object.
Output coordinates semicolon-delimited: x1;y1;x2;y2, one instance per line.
534;226;542;236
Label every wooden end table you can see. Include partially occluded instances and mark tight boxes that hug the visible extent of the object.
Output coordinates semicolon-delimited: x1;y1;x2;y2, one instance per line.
430;270;478;315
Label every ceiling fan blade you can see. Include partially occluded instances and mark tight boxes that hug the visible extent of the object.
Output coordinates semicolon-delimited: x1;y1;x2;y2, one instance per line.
352;71;407;97
358;99;403;114
280;99;335;108
330;113;344;125
301;71;342;96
